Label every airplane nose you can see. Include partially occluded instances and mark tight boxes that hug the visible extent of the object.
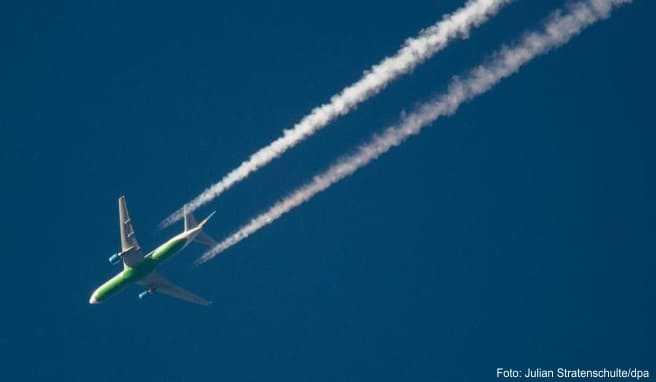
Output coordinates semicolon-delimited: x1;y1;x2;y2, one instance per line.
89;293;99;304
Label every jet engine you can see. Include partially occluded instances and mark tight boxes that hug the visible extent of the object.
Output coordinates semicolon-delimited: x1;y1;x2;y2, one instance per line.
138;289;154;300
108;253;121;265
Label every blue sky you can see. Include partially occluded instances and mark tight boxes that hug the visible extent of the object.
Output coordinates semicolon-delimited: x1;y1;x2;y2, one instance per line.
1;1;653;380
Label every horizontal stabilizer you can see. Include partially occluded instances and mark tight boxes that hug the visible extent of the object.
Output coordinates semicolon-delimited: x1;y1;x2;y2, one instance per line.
194;230;217;247
183;207;218;248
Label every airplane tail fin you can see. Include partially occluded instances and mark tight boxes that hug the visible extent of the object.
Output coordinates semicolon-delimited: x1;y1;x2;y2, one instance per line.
183;206;218;248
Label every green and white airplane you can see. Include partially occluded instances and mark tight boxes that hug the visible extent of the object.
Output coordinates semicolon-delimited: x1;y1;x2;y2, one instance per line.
89;196;216;306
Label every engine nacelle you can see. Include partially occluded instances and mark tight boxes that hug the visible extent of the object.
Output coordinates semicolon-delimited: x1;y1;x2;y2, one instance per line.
108;253;121;265
138;289;154;300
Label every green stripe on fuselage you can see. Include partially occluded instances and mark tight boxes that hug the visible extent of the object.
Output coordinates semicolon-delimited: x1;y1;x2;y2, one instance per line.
149;235;186;263
90;235;188;303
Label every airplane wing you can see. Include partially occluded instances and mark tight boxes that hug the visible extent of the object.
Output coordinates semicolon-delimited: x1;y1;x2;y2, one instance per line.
118;196;144;267
140;272;211;306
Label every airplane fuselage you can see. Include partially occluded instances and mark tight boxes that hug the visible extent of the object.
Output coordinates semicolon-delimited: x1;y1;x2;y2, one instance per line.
89;230;196;303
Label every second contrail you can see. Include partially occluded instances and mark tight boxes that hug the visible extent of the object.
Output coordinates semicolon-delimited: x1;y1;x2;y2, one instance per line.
161;0;513;228
196;0;632;264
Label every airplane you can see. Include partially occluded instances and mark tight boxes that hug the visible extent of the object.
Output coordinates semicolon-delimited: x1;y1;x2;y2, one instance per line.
89;196;216;306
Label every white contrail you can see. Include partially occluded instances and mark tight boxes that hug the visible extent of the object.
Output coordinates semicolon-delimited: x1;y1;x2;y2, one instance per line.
196;0;632;264
161;0;513;227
